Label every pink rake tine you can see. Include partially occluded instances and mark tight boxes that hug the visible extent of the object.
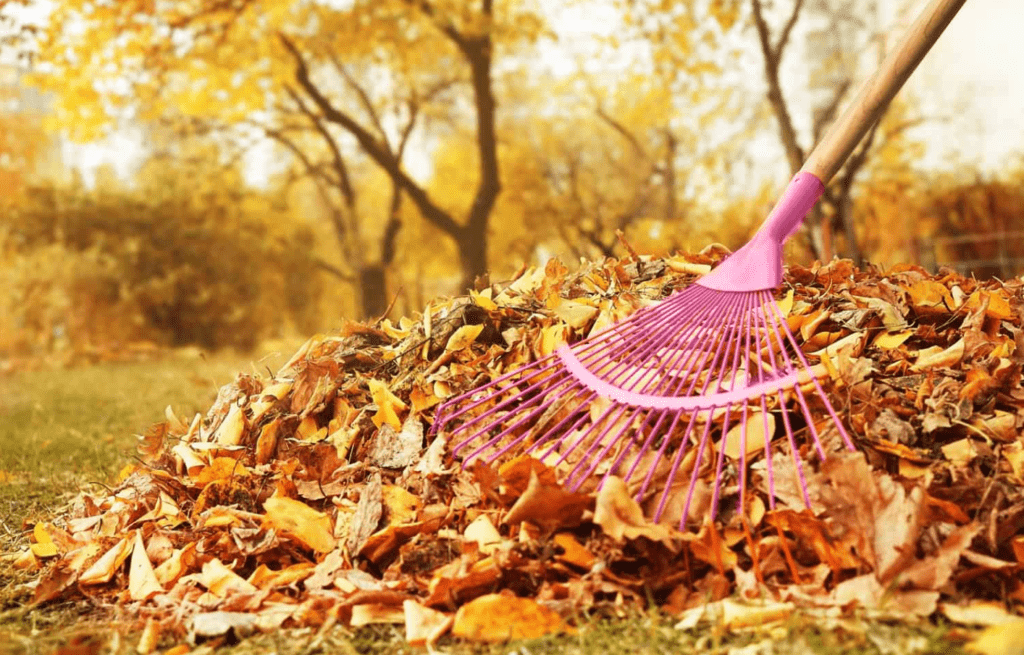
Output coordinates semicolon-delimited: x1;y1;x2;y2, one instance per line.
570;291;748;501
433;0;965;529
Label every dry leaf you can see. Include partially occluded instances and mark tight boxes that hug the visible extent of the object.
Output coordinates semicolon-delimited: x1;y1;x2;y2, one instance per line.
368;379;407;429
128;532;163;601
445;324;485;353
502;470;592;532
404;600;453;646
593;477;675;547
451;594;567;642
263;496;336;554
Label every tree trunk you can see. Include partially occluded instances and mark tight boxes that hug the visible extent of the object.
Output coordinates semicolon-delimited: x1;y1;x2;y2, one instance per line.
359;264;389;319
456;224;489;292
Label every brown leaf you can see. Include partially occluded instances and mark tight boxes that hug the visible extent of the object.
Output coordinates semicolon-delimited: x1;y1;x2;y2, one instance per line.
593;477;675;547
502;470;592;532
347;473;383;554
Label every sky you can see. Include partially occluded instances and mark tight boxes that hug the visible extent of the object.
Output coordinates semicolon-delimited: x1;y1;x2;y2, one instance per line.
9;0;1024;187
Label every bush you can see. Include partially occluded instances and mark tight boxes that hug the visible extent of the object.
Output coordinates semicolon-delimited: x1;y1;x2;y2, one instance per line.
0;178;322;357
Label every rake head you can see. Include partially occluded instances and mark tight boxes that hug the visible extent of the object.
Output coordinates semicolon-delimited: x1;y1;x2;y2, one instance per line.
430;173;856;528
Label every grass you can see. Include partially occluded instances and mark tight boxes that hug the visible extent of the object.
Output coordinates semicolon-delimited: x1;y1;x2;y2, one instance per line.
0;346;974;655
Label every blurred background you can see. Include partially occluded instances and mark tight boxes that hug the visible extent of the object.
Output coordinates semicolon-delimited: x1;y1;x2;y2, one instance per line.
1;0;1022;365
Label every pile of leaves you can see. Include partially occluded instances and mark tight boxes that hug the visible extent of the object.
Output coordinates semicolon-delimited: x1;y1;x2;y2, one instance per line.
8;248;1024;649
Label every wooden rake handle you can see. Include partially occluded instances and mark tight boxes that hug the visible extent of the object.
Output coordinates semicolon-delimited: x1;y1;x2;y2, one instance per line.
801;0;968;184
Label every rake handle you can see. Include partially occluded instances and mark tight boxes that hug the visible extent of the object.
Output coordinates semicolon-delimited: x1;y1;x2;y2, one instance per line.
801;0;967;184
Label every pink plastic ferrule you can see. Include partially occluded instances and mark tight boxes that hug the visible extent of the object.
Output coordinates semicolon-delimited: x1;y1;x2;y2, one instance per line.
695;172;824;293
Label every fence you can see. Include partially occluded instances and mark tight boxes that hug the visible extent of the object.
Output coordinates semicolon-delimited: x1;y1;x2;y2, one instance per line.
921;230;1024;279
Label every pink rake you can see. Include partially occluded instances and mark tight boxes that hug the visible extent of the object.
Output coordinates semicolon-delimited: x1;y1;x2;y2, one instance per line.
432;0;966;527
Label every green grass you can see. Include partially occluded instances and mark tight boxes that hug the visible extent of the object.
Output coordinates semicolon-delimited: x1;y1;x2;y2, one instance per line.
0;347;974;655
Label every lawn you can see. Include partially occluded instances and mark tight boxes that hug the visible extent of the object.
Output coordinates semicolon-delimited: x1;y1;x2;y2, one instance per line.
0;347;975;655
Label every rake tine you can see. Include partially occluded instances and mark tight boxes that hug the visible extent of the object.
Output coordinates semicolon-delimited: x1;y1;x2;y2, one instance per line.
441;357;564;430
758;289;814;509
580;287;723;389
644;293;746;525
709;293;756;519
650;292;746;397
564;404;645;490
573;286;711;370
529;395;599;465
649;409;699;521
763;295;856;453
454;376;589;462
737;290;758;517
747;295;778;509
678;293;750;525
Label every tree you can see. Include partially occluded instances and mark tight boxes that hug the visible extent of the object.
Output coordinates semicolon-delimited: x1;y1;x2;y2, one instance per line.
748;0;928;264
29;0;548;300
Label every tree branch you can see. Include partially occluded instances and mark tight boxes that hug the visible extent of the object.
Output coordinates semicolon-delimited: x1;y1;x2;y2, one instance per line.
278;32;463;238
751;0;805;174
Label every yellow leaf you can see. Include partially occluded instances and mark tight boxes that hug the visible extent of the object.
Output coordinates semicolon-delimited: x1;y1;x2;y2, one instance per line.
667;258;712;275
966;619;1024;655
30;523;58;558
80;537;133;585
199;558;258;597
874;329;913;350
775;289;795;318
263;495;336;553
908;280;954;311
213;403;247;446
721;412;776;459
445;324;484;353
452;594;569;642
368;379;407;430
470;290;497;311
129;531;164;601
964;290;1014;320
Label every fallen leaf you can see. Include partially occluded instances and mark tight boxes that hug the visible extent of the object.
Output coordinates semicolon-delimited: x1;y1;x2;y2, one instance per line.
911;338;966;371
451;594;568;642
263;496;336;554
404;600;453;646
191;611;257;638
80;537;132;585
368;379;407;430
464;515;504;555
445;324;485;353
593;477;675;547
502;470;592;532
874;329;914;350
30;523;59;558
369;416;423;469
966;619;1024;655
128;532;163;601
350;603;406;626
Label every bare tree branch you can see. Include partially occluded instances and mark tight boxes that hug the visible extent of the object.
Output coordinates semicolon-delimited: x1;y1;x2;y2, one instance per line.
278;32;463;238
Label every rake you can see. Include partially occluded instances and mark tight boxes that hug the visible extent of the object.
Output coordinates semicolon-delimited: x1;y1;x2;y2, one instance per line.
431;0;967;527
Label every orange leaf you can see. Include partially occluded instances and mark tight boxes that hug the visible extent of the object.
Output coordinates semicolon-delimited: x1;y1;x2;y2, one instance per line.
451;594;568;642
263;496;336;553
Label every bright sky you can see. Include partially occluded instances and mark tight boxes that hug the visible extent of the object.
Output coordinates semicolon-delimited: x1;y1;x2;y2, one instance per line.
10;0;1024;187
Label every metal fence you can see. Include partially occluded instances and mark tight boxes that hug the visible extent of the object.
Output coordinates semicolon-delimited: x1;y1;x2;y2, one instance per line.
921;230;1024;279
